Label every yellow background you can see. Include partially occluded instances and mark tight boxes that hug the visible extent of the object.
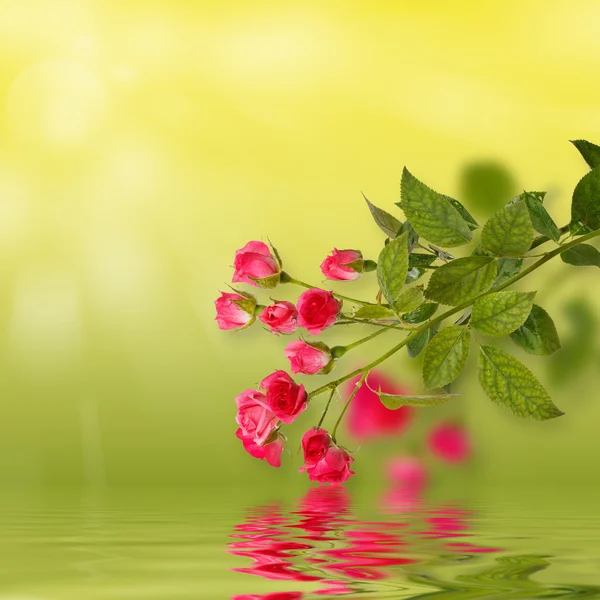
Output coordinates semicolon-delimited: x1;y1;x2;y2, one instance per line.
1;0;600;490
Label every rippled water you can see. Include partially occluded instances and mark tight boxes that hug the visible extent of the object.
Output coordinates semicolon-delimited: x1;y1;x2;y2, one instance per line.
1;488;600;599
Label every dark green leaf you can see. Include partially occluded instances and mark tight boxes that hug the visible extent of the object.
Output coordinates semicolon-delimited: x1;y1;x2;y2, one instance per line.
518;192;560;242
398;221;419;251
571;139;600;169
471;291;536;337
423;326;471;388
481;201;534;257
379;393;459;409
353;305;396;320
478;345;563;420
425;256;498;306
494;257;523;286
560;244;600;267
570;167;600;234
393;287;424;313
364;194;403;238
399;168;472;247
409;253;437;267
402;302;439;324
445;195;478;230
377;232;409;306
407;323;439;359
510;304;561;355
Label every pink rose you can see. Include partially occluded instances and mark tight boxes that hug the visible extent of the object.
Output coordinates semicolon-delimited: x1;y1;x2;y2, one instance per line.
233;241;280;288
235;389;279;445
320;248;363;281
302;446;354;484
236;428;284;468
232;593;303;600
259;301;298;334
296;289;342;335
285;340;333;375
301;427;331;467
346;371;413;440
428;423;471;464
260;370;307;424
214;291;256;330
386;457;428;494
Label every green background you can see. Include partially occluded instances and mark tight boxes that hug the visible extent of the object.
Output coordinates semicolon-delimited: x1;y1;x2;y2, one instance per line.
1;0;599;493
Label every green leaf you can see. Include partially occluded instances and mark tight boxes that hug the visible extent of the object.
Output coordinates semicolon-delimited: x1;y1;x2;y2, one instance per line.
422;326;471;388
510;304;561;355
364;194;403;238
394;287;424;313
560;244;600;267
425;256;498;306
518;192;560;242
494;257;523;286
402;302;439;324
407;323;439;359
377;232;409;306
405;253;437;284
570;167;600;234
471;291;536;337
379;393;459;409
399;168;472;247
445;195;478;230
398;221;419;252
478;345;563;420
481;201;534;257
353;305;396;320
571;139;600;169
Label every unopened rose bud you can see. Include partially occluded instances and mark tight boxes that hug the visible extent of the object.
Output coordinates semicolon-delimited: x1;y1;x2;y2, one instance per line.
233;241;281;288
285;340;334;375
214;291;257;331
320;248;365;281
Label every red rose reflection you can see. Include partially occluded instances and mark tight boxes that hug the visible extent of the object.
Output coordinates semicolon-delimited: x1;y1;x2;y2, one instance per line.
345;370;413;440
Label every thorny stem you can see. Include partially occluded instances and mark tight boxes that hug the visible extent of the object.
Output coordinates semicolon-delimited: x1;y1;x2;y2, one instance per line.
281;272;372;306
331;372;368;443
317;387;336;429
308;228;600;399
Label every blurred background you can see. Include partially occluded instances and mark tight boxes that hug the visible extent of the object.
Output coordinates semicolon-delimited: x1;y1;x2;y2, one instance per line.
1;0;600;496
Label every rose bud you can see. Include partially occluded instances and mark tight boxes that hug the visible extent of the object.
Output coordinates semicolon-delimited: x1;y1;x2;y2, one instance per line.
285;340;334;375
259;301;298;334
428;422;472;464
320;248;364;281
301;427;331;467
235;428;284;468
302;445;355;484
297;288;342;335
215;291;257;331
235;389;279;445
232;241;281;288
260;370;308;424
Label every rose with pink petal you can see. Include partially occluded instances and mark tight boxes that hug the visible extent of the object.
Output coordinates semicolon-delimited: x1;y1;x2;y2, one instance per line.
386;457;428;494
214;291;256;330
320;249;364;281
259;301;298;334
302;446;354;484
236;428;284;468
297;289;342;335
301;427;331;467
428;422;471;464
233;241;280;288
235;389;279;445
260;370;307;424
285;340;333;375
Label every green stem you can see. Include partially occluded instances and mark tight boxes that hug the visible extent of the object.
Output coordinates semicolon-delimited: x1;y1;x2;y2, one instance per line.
308;228;600;399
317;387;336;429
529;224;570;250
331;372;368;443
281;272;372;306
339;327;389;353
334;318;409;331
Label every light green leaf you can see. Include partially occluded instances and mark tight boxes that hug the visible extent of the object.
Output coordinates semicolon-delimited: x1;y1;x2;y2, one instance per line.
398;168;472;247
445;195;478;230
353;305;396;320
379;393;459;409
364;194;402;238
494;257;523;286
478;345;563;420
560;244;600;267
481;201;534;257
423;326;470;388
425;256;498;306
471;291;536;337
518;192;560;242
570;167;600;234
571;139;600;169
510;304;561;355
402;302;439;324
377;232;409;306
394;287;424;313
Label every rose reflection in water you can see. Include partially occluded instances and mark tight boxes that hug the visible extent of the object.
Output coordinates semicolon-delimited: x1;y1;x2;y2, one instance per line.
229;486;500;599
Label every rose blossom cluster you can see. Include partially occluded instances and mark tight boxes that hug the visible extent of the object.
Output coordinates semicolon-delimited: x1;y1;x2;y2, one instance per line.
216;241;372;483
